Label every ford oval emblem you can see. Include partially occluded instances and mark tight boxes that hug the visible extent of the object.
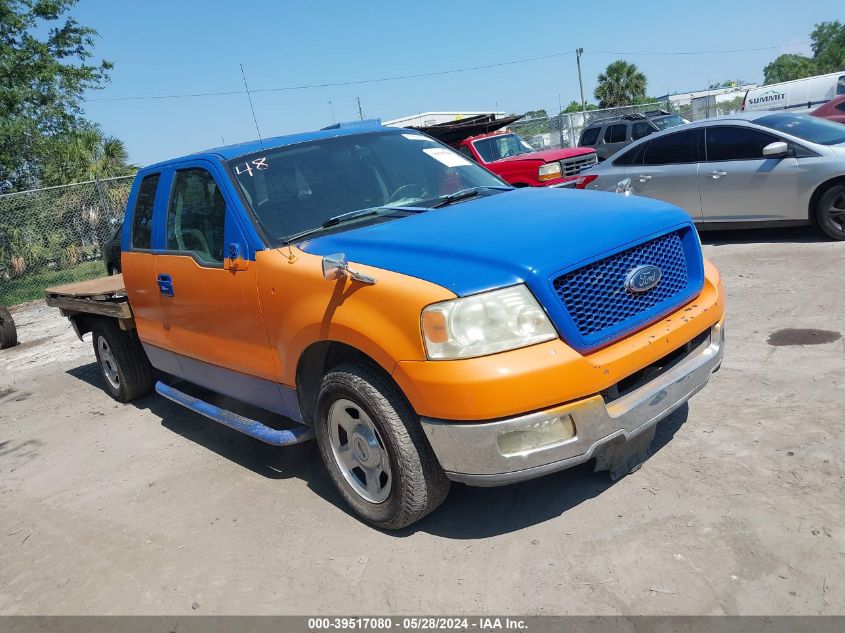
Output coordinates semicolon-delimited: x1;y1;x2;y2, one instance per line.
624;265;662;293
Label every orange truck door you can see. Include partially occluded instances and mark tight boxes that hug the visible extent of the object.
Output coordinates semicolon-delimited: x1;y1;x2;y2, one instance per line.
154;161;278;385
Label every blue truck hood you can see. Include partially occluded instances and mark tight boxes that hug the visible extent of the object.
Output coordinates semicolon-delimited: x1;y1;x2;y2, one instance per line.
297;187;694;297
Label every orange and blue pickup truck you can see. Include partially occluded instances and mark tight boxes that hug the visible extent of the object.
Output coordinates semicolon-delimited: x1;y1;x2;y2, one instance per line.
45;124;725;529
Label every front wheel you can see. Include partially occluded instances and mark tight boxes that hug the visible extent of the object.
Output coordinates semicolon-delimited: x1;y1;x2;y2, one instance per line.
815;184;845;240
314;363;450;529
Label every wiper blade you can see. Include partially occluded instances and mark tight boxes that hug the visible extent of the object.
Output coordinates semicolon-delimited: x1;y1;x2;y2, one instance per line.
431;186;512;209
284;206;428;244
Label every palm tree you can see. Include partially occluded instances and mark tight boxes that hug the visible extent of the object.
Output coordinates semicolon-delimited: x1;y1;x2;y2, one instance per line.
41;126;137;186
594;60;648;108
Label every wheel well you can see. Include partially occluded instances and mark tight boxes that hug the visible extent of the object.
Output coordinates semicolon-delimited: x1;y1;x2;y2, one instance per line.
295;341;392;425
512;182;529;188
809;176;845;223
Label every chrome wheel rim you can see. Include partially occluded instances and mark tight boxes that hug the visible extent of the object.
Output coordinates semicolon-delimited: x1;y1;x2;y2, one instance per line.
97;336;120;390
328;398;392;504
826;192;845;232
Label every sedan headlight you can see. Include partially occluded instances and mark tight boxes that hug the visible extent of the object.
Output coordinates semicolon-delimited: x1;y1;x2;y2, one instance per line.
538;162;562;182
421;285;557;360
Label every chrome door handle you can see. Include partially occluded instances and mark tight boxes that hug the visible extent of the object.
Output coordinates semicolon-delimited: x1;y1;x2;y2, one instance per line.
638;175;652;182
710;170;727;179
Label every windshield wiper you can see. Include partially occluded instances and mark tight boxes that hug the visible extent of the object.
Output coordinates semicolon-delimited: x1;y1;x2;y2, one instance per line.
431;186;512;209
283;205;428;244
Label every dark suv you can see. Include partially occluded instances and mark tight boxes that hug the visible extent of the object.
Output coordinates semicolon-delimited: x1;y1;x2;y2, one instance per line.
578;111;686;161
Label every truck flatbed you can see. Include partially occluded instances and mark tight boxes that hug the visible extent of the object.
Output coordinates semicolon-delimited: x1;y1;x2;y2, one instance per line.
45;274;132;321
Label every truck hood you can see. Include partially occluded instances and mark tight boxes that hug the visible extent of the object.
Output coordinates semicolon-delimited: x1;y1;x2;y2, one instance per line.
296;187;693;297
493;146;595;164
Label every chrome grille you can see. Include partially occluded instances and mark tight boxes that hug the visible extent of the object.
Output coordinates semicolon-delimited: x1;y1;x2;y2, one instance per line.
561;153;598;177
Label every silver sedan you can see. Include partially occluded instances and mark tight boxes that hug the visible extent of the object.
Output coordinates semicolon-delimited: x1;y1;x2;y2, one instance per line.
575;112;845;240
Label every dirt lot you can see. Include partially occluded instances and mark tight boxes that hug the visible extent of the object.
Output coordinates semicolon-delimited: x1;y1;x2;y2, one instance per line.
1;228;843;616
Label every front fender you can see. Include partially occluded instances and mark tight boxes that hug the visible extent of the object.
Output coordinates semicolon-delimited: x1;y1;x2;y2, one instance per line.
256;248;456;385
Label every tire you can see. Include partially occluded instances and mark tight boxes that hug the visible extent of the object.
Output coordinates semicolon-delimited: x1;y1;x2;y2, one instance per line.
815;183;845;241
91;319;154;402
0;305;17;350
314;363;450;530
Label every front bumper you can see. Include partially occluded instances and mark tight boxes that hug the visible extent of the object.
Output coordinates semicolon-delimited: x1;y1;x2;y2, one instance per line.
420;320;724;486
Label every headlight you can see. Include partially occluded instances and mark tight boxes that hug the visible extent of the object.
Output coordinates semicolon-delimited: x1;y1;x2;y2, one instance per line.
538;162;562;182
421;285;557;360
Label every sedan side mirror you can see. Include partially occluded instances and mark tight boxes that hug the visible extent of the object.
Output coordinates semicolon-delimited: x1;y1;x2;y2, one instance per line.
762;141;790;158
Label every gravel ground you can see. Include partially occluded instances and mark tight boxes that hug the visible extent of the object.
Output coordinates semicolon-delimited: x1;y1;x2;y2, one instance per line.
0;227;843;615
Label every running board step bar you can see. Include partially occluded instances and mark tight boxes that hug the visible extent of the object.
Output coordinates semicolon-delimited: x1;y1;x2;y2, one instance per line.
155;381;315;446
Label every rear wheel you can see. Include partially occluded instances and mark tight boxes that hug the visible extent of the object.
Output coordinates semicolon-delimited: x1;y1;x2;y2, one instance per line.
0;306;17;350
92;319;153;402
815;184;845;241
314;363;450;529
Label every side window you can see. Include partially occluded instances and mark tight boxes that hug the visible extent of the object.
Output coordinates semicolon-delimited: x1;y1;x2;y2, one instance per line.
838;75;845;96
580;127;601;146
166;168;227;264
642;130;699;165
605;124;626;143
613;143;644;166
706;126;779;161
131;173;160;250
836;101;845;113
631;121;653;140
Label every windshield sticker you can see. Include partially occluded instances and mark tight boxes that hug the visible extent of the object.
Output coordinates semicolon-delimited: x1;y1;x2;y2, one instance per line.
423;147;471;167
402;133;430;141
234;157;269;177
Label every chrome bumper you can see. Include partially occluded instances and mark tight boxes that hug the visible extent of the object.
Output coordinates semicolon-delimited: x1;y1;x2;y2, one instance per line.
420;321;724;486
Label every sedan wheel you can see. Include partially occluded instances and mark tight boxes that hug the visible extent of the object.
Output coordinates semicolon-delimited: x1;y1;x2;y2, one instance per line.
816;184;845;241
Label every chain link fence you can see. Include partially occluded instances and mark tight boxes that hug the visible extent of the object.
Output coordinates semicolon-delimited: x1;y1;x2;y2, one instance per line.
0;175;135;305
509;98;744;151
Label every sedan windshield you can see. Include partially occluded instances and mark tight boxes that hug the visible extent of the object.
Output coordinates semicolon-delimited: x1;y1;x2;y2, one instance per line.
227;131;507;244
472;133;534;162
754;113;845;146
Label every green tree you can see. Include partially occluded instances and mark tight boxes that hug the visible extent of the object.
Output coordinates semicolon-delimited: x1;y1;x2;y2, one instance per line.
524;109;548;119
594;60;647;108
562;100;597;113
0;0;113;191
41;125;136;185
763;54;819;84
810;20;845;72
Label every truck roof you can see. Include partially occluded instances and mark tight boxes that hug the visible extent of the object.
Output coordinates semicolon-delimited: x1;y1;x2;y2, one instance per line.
141;124;392;171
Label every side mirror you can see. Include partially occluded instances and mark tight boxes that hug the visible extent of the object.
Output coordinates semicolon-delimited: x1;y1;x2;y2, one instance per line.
226;242;249;271
322;253;377;285
762;141;789;158
615;178;633;196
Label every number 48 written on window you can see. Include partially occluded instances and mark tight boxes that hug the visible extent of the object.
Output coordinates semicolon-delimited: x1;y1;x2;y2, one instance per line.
234;157;268;177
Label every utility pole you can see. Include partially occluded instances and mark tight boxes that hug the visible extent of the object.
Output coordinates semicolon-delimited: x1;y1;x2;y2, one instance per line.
576;48;586;113
356;97;364;121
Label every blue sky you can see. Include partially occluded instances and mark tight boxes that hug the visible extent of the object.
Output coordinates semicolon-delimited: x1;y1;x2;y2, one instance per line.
74;0;839;166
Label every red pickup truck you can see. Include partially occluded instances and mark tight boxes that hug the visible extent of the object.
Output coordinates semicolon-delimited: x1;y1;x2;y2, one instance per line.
452;130;598;188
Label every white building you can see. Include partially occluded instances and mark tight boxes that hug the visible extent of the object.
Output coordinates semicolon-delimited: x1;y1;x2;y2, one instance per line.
384;111;506;128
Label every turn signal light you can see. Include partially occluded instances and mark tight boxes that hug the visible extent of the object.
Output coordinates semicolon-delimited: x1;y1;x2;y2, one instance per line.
574;174;598;189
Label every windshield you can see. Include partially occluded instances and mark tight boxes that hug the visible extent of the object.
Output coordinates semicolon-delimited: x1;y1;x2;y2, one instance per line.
754;113;845;146
652;115;685;130
472;133;534;162
227;131;507;244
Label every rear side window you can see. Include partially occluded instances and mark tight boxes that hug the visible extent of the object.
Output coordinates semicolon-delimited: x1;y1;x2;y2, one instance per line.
838;75;845;95
631;122;653;140
642;130;699;165
605;124;627;143
580;127;601;146
836;101;845;113
613;143;644;166
706;126;779;161
131;173;160;250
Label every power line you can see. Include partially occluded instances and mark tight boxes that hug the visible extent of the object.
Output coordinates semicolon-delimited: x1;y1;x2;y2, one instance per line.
85;43;804;103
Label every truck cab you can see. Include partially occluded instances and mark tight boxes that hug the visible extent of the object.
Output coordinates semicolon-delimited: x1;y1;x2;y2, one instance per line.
453;130;598;187
47;125;725;529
